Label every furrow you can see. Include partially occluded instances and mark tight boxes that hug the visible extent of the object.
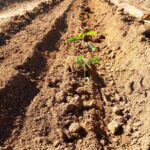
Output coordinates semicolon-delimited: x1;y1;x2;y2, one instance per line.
0;0;74;148
0;0;64;46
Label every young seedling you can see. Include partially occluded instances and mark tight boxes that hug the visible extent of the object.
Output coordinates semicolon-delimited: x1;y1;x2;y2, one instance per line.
68;31;98;54
68;30;96;42
87;44;97;51
75;55;100;78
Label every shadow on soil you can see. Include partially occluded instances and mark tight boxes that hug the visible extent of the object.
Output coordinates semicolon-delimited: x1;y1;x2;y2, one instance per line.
89;65;111;144
0;74;39;146
37;4;69;52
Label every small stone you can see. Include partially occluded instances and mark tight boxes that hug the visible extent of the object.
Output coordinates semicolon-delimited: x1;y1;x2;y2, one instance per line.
133;121;142;128
110;52;116;59
55;90;66;102
77;139;83;144
83;100;95;108
100;139;106;145
69;123;81;133
53;140;61;147
81;94;89;100
65;130;80;140
108;120;123;135
69;96;82;109
67;96;73;102
114;116;126;125
81;120;94;131
46;97;55;107
144;143;150;150
115;93;122;101
112;106;123;116
76;86;91;94
109;80;115;86
74;94;80;100
132;131;141;138
124;113;130;120
131;139;138;145
125;125;134;135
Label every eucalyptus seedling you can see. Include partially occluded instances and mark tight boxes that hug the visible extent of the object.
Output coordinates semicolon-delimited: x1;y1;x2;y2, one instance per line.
75;55;100;78
68;31;98;53
87;44;97;51
68;30;97;42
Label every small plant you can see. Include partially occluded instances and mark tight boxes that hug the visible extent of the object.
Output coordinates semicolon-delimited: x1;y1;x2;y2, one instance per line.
75;55;100;78
68;30;96;42
68;31;98;53
87;44;97;51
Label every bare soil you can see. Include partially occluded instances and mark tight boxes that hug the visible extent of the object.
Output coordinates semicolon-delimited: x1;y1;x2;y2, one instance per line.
124;0;150;10
0;0;150;149
0;0;33;10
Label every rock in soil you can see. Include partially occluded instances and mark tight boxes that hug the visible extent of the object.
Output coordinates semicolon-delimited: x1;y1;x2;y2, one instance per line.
108;120;123;135
112;106;123;116
69;122;82;133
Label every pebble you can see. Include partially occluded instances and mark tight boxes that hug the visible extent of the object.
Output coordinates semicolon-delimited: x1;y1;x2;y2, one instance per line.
124;113;130;120
100;139;106;145
74;94;80;101
112;106;123;116
133;121;142;128
83;100;95;108
114;116;126;125
55;90;66;102
125;125;134;135
46;97;54;107
53;140;61;147
132;131;141;139
69;96;82;109
109;80;115;86
69;123;81;133
131;139;138;145
76;87;85;94
108;120;123;135
115;93;122;101
144;143;150;150
65;130;79;140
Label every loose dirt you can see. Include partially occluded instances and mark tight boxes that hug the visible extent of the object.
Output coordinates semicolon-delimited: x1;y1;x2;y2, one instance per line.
0;0;48;25
0;0;150;149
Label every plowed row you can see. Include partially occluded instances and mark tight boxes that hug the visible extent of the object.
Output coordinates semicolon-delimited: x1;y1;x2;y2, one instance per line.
0;0;150;149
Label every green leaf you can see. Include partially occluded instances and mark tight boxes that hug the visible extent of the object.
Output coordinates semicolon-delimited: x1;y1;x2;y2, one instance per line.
75;55;85;67
87;57;100;65
77;32;84;38
85;31;97;36
76;55;84;61
68;32;84;42
87;44;97;51
68;36;82;42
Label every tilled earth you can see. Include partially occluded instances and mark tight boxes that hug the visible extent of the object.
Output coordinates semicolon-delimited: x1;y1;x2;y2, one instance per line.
0;0;150;150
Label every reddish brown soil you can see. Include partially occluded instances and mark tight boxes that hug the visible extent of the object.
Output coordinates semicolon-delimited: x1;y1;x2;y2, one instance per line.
124;0;150;10
0;0;30;10
0;0;150;149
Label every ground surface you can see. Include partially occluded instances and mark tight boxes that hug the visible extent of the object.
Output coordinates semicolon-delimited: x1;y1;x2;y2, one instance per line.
0;0;150;149
124;0;150;10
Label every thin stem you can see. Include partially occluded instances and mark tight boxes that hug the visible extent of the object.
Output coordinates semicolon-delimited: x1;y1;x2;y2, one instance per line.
83;64;86;79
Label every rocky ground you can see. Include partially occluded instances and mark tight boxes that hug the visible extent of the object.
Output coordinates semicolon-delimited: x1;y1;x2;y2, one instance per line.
0;0;150;149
